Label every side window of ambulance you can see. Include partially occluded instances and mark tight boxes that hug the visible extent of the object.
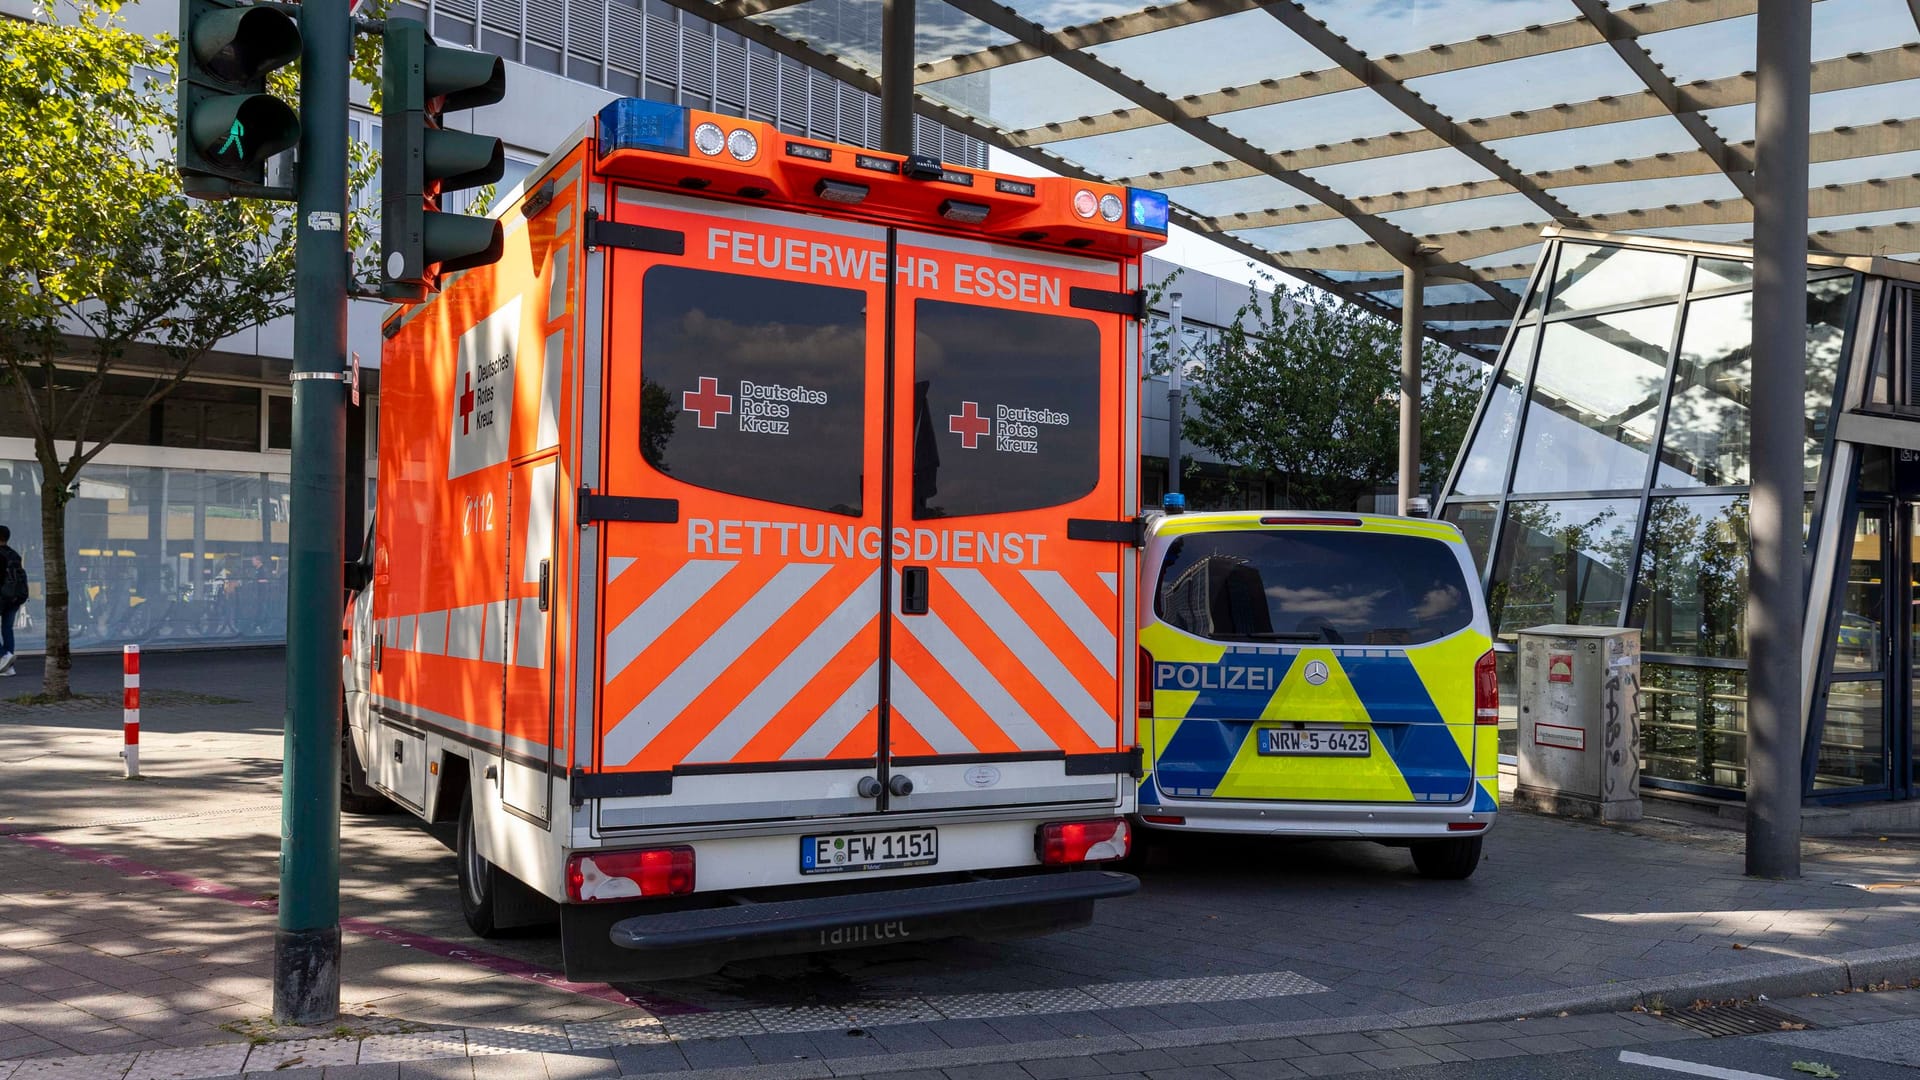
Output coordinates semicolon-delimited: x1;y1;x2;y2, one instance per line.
911;299;1101;518
640;265;867;514
1156;531;1473;646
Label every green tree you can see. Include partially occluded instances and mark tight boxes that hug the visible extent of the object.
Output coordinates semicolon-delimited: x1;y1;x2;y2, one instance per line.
0;0;373;697
1180;277;1487;511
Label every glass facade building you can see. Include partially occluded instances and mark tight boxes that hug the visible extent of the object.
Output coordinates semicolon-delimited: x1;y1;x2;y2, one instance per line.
1438;227;1918;806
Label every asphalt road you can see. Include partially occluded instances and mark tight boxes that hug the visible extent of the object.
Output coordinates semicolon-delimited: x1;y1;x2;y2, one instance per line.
1367;1020;1920;1080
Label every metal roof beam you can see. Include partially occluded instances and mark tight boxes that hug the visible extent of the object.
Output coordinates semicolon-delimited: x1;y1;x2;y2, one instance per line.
915;0;1263;83
1424;300;1515;321
1126;43;1920;187
1260;2;1576;221
1568;0;1756;200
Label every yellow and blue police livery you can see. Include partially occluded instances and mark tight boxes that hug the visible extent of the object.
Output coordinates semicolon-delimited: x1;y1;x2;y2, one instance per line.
1136;509;1499;879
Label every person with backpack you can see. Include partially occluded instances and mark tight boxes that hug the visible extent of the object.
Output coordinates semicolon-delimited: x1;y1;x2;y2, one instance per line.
0;526;28;676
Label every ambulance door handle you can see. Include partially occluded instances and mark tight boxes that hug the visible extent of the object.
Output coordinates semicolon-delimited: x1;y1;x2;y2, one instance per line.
538;559;551;612
900;566;929;615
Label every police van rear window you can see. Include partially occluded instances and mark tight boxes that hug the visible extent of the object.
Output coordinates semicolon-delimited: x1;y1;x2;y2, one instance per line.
1155;529;1473;646
911;299;1100;518
640;265;867;514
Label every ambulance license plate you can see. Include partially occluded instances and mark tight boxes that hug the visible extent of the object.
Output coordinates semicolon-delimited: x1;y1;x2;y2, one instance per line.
800;828;938;875
1260;729;1371;756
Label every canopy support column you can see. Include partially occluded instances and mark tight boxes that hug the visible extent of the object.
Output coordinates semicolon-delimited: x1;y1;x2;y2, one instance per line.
1398;262;1424;515
1746;0;1809;880
881;0;914;155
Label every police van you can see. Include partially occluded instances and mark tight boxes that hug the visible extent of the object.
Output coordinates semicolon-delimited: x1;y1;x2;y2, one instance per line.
344;98;1163;979
1134;507;1498;878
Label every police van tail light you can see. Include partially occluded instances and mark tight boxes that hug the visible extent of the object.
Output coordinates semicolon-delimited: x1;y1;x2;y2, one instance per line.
1475;650;1499;725
1038;818;1130;865
566;847;695;902
1137;646;1154;718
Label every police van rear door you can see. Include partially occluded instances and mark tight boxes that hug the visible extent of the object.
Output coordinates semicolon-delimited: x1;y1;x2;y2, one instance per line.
594;187;888;826
1143;519;1489;806
884;231;1134;812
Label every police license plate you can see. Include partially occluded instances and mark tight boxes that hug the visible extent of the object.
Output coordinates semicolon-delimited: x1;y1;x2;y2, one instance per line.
800;828;938;875
1260;728;1371;756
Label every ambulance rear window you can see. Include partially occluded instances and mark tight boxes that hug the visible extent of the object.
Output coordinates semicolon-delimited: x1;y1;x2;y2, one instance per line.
1156;530;1474;646
911;299;1101;518
640;265;867;515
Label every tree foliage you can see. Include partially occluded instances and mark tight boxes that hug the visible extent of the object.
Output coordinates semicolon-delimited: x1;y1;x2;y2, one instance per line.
0;0;371;695
1179;276;1488;511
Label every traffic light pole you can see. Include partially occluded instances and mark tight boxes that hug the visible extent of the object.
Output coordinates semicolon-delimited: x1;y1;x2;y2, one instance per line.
275;0;349;1025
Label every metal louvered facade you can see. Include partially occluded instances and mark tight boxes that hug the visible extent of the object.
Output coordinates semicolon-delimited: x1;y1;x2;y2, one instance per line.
392;0;987;168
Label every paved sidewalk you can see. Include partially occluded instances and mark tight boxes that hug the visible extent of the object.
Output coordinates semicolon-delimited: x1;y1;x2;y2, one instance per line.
2;649;1919;1080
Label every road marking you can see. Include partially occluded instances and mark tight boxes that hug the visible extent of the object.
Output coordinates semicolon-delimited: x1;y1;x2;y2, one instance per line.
1618;1050;1783;1079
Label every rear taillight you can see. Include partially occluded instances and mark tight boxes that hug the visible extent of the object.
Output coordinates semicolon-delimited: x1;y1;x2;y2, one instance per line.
1448;822;1487;832
1475;650;1499;725
1137;646;1154;718
1141;815;1186;826
566;847;695;902
1038;818;1130;865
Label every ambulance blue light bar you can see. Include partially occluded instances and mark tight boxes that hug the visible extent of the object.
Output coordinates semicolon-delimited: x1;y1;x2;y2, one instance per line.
598;98;688;158
1127;188;1169;234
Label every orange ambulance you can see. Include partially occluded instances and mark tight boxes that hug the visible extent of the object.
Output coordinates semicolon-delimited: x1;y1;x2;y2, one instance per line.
344;98;1167;979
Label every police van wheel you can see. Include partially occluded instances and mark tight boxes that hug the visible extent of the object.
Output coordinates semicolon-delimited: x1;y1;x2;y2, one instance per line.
458;793;502;937
1411;835;1483;880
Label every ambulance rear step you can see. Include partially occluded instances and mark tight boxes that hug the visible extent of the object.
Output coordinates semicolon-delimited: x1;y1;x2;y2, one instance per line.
591;871;1137;979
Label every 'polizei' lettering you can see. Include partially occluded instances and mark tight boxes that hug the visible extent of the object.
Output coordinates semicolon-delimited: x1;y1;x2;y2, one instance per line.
1154;662;1278;693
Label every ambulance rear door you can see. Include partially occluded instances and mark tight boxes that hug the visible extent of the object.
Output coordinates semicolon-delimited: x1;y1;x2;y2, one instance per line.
884;231;1135;812
594;186;887;828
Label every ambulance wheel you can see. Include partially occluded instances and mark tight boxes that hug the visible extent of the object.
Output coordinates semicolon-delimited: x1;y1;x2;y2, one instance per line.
458;793;503;937
1411;835;1483;880
339;723;389;815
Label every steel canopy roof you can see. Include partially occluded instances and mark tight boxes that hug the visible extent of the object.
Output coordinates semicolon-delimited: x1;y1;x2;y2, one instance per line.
655;0;1920;357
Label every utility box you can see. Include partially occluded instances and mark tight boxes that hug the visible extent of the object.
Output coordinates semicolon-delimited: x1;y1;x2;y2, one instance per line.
1513;625;1642;823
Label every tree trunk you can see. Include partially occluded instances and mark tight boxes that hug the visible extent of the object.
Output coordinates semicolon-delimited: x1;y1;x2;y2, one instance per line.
39;485;70;699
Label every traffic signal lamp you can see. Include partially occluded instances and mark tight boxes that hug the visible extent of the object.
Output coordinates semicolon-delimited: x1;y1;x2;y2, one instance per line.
176;0;302;199
382;19;507;299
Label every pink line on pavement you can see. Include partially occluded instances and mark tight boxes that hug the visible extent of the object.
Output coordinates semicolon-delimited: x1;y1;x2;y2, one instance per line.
7;833;704;1015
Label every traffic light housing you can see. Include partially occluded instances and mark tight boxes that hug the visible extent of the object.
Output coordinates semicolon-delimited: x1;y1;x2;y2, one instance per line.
382;19;506;299
176;0;301;199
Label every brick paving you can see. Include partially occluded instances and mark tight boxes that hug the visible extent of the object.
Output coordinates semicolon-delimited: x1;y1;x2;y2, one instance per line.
2;649;1920;1079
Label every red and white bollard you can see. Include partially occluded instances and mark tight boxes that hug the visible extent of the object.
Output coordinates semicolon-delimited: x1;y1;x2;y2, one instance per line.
121;645;139;779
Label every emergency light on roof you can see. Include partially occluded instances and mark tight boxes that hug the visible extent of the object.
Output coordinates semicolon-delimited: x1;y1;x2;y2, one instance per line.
816;179;868;205
940;199;990;225
1128;188;1170;234
597;98;688;157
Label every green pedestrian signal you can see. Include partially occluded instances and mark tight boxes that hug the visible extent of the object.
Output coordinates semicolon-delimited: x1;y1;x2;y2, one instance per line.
380;19;507;300
175;0;301;198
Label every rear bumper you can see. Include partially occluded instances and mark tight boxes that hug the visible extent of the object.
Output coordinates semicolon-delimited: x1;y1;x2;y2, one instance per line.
561;869;1137;981
1136;796;1493;840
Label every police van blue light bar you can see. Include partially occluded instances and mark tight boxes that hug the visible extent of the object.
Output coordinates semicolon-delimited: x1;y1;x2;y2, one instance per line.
1128;188;1170;234
597;98;689;158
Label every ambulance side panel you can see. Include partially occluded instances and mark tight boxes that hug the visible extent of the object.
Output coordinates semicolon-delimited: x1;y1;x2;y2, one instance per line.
368;145;592;902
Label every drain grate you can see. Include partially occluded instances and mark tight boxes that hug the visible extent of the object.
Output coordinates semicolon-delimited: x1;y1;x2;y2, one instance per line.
1660;1001;1815;1038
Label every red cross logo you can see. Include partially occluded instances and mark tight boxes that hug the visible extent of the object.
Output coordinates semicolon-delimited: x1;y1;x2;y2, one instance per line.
949;401;991;449
683;376;734;429
458;372;475;435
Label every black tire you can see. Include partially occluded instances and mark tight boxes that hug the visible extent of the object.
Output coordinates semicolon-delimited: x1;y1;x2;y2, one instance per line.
457;791;502;937
339;724;390;815
1411;835;1483;880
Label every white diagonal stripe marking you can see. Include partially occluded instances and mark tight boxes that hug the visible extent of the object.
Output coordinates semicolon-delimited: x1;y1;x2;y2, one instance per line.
690;570;880;762
603;559;735;679
1021;569;1116;675
901;593;1054;752
884;663;975;755
940;567;1114;745
781;661;881;760
1615;1052;1780;1080
1097;571;1117;593
604;561;832;765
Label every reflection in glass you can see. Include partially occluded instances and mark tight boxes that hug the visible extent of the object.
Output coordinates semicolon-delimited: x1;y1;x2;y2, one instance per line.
1452;326;1533;495
1660;291;1752;487
1832;505;1886;675
1511;306;1675;493
1632;495;1748;659
1694;258;1753;291
1640;663;1748;789
1487;498;1637;640
1804;277;1853;483
1547;243;1686;315
1442;501;1497;578
1817;681;1886;789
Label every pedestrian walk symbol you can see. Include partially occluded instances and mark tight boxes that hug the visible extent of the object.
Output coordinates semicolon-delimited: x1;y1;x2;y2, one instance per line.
217;119;245;159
